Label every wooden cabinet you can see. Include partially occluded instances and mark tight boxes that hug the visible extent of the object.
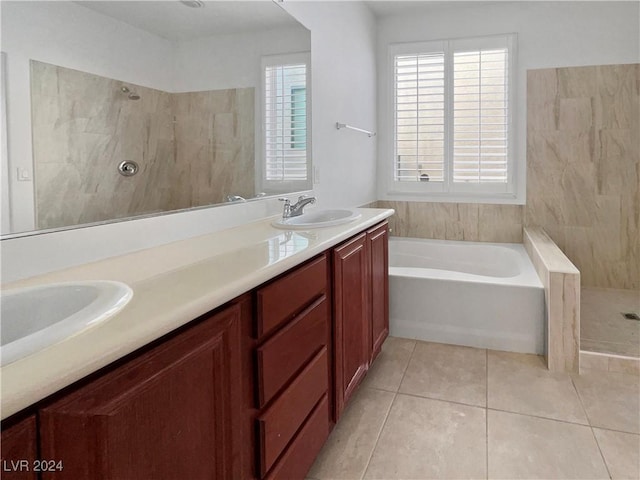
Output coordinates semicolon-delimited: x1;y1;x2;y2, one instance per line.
368;222;390;361
39;304;243;480
253;254;331;480
0;415;38;480
333;222;390;419
333;232;370;419
0;220;389;480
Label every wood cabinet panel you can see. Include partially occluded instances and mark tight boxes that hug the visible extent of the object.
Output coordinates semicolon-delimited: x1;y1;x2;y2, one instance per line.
256;295;328;407
368;222;389;361
265;394;330;480
257;347;328;477
0;415;38;480
333;233;370;420
40;305;242;480
256;254;328;338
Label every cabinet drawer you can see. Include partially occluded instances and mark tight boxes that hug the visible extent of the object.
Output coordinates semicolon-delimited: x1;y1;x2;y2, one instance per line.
256;295;328;407
257;347;328;477
256;254;327;338
265;394;330;480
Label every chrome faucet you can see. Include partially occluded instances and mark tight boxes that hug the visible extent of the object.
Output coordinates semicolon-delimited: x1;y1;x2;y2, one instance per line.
226;195;246;202
279;195;316;219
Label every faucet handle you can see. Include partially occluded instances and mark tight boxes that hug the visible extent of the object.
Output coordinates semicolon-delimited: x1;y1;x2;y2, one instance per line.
278;197;292;219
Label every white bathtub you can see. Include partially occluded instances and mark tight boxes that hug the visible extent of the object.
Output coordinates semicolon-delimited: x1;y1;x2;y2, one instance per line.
389;237;545;354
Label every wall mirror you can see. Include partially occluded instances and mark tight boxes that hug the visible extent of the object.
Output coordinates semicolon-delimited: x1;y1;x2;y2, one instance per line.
0;0;311;237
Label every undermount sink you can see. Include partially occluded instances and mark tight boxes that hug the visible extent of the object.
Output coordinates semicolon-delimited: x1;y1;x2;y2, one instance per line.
1;281;133;366
272;209;362;230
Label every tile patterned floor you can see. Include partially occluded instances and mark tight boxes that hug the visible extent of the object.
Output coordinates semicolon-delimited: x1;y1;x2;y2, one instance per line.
308;337;640;480
581;287;640;358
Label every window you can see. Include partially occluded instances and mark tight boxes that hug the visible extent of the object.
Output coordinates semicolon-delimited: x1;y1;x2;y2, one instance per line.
389;34;516;199
261;53;310;190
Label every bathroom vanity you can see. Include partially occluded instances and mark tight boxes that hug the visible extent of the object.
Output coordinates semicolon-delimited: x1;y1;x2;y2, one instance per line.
0;211;391;480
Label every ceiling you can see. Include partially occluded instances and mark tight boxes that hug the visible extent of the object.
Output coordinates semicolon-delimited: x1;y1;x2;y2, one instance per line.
365;1;504;17
76;1;302;42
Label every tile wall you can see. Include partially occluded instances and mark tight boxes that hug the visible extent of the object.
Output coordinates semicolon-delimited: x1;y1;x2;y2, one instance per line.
31;61;254;230
376;201;524;243
526;64;639;290
379;63;639;290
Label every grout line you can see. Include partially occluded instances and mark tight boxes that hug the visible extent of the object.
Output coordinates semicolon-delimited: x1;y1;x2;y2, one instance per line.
395;391;486;411
360;391;397;480
360;341;415;480
486;407;591;428
485;348;489;480
398;340;418;388
571;376;613;479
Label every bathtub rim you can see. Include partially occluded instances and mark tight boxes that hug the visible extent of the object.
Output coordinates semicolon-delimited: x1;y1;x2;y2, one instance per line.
389;236;544;289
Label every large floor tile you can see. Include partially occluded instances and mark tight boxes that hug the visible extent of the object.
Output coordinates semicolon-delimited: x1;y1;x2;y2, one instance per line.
593;428;640;480
364;394;486;479
308;388;394;480
362;337;415;392
572;371;640;434
488;410;610;479
399;341;487;407
488;350;589;424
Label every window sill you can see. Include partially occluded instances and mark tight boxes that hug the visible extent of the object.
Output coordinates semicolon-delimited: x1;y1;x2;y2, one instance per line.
381;190;524;205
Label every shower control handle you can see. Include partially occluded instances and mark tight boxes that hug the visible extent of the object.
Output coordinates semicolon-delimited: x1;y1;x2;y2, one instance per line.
118;161;139;177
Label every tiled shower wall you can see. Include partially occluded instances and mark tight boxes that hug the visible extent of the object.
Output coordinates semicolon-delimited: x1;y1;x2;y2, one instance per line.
526;64;638;290
378;63;639;290
31;61;254;230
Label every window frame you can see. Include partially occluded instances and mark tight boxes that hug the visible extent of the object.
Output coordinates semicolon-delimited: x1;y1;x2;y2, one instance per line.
258;52;311;195
386;34;517;203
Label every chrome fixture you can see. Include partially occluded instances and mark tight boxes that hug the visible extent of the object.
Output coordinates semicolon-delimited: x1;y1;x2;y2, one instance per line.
279;195;316;219
180;0;205;7
118;161;139;177
336;122;376;137
120;86;140;101
225;195;246;203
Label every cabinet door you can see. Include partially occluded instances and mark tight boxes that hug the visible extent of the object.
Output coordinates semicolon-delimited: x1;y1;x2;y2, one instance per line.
368;222;389;362
333;233;369;419
1;415;37;480
40;305;243;480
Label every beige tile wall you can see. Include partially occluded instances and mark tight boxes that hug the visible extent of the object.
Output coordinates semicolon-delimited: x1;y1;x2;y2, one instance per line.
376;201;524;243
379;63;639;290
31;61;254;230
524;227;581;373
525;64;639;290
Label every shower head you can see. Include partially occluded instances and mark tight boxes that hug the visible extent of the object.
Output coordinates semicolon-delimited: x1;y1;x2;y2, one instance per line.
120;85;140;101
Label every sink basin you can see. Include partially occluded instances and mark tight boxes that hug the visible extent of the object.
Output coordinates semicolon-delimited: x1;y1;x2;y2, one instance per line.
272;209;362;230
1;281;133;366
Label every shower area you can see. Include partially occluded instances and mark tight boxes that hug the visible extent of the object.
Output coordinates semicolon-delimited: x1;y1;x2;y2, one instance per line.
526;63;639;364
30;60;255;230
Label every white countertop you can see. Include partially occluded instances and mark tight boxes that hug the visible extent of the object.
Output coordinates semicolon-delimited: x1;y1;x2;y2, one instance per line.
1;208;393;420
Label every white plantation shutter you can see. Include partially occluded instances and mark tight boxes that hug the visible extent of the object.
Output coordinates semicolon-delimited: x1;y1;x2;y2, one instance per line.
264;62;308;182
394;52;446;182
390;35;516;198
453;48;508;183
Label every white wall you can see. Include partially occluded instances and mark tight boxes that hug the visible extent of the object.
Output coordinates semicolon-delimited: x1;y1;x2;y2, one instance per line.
376;1;640;204
174;25;310;92
281;1;378;210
